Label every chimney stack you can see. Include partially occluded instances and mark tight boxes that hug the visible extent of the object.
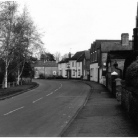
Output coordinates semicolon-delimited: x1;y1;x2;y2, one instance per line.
133;2;138;51
68;52;71;58
121;33;129;46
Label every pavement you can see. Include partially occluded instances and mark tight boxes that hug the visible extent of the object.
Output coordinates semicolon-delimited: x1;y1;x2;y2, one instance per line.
62;81;138;137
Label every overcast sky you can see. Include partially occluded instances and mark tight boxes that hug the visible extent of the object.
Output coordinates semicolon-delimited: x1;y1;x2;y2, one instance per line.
18;0;138;56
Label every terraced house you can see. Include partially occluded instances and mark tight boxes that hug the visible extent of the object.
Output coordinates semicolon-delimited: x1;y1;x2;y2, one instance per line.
58;51;90;79
58;53;72;78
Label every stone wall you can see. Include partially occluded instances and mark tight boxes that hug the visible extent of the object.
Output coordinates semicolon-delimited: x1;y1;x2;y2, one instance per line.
121;87;138;124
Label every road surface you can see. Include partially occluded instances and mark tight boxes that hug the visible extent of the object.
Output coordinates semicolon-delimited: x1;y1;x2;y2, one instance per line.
0;79;90;137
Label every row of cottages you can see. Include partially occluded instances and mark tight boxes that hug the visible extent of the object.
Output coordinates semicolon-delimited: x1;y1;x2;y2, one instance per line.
58;51;90;80
90;33;132;86
32;60;58;78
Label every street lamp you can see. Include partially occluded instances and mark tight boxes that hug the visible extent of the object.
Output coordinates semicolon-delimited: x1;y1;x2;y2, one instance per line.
111;71;118;76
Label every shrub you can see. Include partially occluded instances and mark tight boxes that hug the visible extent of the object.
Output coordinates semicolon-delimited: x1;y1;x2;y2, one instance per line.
56;75;64;79
47;75;54;79
39;73;45;79
126;59;138;87
123;51;138;79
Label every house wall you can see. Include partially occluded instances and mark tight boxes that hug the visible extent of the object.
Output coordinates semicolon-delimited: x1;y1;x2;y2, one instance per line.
98;53;108;84
34;67;58;78
76;62;82;78
90;63;99;82
82;59;90;80
58;60;83;79
82;58;86;79
58;63;67;78
99;68;106;85
69;60;77;78
99;68;103;83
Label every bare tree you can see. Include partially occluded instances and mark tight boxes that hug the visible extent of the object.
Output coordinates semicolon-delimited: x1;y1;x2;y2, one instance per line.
12;7;44;85
54;51;61;63
62;53;69;60
0;1;18;88
0;2;44;87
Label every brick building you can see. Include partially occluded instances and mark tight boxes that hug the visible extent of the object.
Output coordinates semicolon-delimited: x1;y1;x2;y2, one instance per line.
90;33;132;84
77;50;90;80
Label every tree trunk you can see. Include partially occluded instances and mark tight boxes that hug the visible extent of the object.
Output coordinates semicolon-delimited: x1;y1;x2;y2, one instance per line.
16;69;20;85
3;63;8;89
16;59;25;85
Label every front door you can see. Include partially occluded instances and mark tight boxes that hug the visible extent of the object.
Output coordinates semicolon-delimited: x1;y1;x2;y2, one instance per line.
67;70;71;79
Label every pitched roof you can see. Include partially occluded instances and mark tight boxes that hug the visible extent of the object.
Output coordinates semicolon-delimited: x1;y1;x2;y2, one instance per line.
32;60;58;67
91;40;120;50
91;40;132;52
71;51;85;60
77;50;90;62
101;41;132;52
77;53;84;62
58;58;71;64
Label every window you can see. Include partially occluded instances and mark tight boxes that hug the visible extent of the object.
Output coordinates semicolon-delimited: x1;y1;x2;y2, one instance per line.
72;62;74;67
65;70;67;76
66;62;70;68
78;69;80;76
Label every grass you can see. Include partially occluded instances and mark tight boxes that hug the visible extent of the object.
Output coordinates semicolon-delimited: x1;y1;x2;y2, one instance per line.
0;82;38;98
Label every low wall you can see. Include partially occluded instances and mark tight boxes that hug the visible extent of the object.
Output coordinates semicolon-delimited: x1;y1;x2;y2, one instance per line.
121;87;138;124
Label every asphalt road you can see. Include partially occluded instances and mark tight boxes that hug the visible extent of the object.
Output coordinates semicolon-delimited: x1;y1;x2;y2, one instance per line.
0;79;90;137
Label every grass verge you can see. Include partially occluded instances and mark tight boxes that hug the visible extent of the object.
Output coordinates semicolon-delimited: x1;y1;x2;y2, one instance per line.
0;82;38;99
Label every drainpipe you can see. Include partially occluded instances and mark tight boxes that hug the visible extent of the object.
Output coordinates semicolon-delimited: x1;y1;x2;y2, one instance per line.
76;61;77;79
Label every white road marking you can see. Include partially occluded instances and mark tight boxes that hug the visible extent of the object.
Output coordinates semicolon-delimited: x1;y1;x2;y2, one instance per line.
46;93;52;96
55;83;62;90
33;97;43;103
4;106;24;116
46;83;62;96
